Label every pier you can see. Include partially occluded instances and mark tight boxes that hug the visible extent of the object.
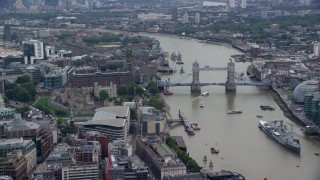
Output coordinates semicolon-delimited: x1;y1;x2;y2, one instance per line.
179;110;195;135
167;110;195;135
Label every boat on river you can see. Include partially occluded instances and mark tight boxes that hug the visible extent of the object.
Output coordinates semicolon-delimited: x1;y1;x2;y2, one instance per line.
201;92;209;97
191;122;201;130
211;147;219;154
259;120;301;154
260;105;275;111
203;155;207;161
200;101;204;108
226;109;242;115
163;90;173;95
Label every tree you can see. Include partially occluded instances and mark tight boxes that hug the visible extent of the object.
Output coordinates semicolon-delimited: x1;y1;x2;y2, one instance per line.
130;109;137;120
148;81;159;95
100;65;107;72
56;110;68;117
99;90;109;100
148;97;165;110
62;125;77;135
117;86;128;96
15;106;30;117
56;117;63;125
16;75;31;84
135;86;145;96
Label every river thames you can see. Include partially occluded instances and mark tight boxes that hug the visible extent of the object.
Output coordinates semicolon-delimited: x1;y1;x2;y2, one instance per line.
142;33;320;180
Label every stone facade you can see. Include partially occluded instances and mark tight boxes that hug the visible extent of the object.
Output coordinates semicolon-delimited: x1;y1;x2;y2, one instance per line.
93;82;117;99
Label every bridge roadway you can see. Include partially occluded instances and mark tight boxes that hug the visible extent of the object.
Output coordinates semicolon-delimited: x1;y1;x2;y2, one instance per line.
161;82;271;87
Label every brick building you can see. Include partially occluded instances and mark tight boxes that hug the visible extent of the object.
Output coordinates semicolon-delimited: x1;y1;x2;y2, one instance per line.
70;71;133;88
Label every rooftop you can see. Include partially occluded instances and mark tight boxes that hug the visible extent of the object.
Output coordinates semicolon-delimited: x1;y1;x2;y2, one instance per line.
8;119;40;132
151;143;175;158
95;106;129;118
0;138;33;148
83;119;126;128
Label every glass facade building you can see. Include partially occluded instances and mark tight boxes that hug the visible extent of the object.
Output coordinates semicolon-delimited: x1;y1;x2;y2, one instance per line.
292;80;320;104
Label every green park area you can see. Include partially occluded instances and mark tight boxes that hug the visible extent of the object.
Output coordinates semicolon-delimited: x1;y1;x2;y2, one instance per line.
35;97;68;117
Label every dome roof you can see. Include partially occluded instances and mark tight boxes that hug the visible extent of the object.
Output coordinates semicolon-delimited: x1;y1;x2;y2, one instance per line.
292;80;320;104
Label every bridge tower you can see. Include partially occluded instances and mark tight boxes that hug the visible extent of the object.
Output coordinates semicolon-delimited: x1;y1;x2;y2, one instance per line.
226;59;236;91
191;60;201;93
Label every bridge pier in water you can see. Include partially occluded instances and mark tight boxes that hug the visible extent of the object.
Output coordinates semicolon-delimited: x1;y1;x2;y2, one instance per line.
191;61;201;94
226;59;236;92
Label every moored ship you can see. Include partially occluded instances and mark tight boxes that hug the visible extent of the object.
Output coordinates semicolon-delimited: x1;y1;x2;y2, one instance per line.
226;109;242;115
259;120;301;154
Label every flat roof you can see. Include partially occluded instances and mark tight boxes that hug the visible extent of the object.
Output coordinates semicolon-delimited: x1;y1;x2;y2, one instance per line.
151;143;175;158
95;106;129;118
83;119;126;128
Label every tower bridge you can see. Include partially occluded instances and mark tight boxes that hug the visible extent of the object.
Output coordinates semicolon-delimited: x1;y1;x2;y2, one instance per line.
157;60;271;93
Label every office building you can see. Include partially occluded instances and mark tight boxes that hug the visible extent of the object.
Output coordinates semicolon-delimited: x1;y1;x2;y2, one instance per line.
45;151;76;165
139;107;164;134
61;162;99;180
136;136;186;179
33;163;62;180
22;40;44;64
0;138;37;178
108;140;132;157
44;66;72;89
81;106;129;141
103;155;148;180
0;151;27;180
0;119;53;163
70;71;133;88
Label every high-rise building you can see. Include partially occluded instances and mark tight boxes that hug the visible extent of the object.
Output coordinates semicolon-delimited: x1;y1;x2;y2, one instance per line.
22;40;44;64
3;25;11;42
183;12;189;24
195;13;201;25
314;42;320;57
229;0;236;8
241;0;247;8
198;0;203;10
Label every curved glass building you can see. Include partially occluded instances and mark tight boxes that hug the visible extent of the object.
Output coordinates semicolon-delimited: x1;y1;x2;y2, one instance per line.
292;80;320;104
